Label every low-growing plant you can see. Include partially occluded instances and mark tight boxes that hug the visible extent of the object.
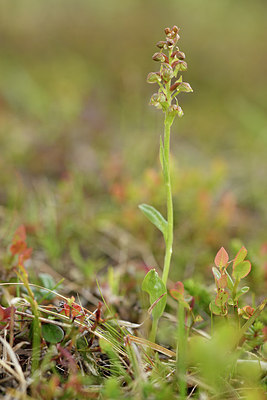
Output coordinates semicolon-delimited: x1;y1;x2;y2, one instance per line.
210;246;252;318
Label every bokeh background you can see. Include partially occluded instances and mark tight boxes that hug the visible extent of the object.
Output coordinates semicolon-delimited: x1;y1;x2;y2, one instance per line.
0;0;266;298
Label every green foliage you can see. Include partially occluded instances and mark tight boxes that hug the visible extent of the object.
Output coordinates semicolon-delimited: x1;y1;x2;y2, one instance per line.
138;203;168;239
42;324;64;344
210;246;258;316
142;269;166;320
232;260;251;280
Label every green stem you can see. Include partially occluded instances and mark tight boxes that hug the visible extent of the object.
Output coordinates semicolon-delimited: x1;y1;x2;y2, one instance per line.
150;317;159;344
162;112;174;286
177;303;187;399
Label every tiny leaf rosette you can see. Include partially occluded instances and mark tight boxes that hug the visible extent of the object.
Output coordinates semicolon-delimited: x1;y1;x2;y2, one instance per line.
139;204;168;239
142;269;167;320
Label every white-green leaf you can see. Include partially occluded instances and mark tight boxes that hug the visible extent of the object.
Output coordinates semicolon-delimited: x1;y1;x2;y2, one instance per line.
139;204;167;239
212;267;221;281
225;269;234;290
236;286;250;300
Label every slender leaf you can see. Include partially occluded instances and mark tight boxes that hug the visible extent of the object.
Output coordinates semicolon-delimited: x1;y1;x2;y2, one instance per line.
212;267;221;281
139;204;167;239
225;269;234;290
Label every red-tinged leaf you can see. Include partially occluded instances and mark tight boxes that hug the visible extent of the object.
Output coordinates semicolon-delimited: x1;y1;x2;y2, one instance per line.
0;305;5;321
18;248;32;263
239;305;254;319
10;240;27;256
3;307;12;319
215;247;229;268
12;225;27;243
0;306;13;329
174;281;184;295
61;303;85;320
169;282;190;309
217;273;227;289
170;281;184;301
243;305;254;316
215;289;229;307
233;246;247;268
232;260;251;280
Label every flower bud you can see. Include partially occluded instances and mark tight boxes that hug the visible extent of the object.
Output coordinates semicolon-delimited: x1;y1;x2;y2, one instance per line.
152;52;166;62
147;72;161;84
171;50;185;60
166;38;175;47
180;82;193;92
171;60;187;72
172;25;179;33
156;41;167;49
161;64;174;81
170;82;180;91
157;92;166;103
164;27;171;35
170;81;193;93
149;93;160;109
149;92;166;109
169;104;184;118
179;61;187;71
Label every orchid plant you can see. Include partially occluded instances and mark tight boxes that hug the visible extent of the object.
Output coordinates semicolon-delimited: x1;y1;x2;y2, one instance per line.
140;26;193;341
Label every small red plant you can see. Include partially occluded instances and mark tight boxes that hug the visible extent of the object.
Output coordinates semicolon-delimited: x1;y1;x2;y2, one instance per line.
60;296;86;322
210;246;252;316
10;225;32;267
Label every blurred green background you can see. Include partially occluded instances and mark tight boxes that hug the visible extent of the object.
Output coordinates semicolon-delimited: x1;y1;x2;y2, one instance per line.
0;0;266;293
